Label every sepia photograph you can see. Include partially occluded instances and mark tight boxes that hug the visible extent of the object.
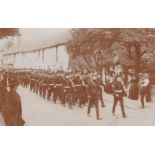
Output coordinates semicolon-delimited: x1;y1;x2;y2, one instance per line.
0;28;155;126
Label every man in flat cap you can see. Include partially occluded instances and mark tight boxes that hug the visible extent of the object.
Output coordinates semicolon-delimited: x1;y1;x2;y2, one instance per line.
4;79;25;126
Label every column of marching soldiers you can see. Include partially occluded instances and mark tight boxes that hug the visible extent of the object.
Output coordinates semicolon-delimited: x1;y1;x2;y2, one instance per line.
0;67;151;121
0;69;106;120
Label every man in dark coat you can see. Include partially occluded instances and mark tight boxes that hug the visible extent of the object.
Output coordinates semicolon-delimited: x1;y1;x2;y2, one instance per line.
4;79;25;126
87;73;102;120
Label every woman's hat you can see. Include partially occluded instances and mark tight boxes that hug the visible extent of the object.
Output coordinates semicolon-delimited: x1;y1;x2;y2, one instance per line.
142;73;149;78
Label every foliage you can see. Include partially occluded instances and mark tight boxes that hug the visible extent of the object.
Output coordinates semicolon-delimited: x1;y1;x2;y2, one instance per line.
66;28;155;71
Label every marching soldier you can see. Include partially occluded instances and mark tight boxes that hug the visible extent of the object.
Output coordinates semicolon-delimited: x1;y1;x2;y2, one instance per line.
39;74;44;96
30;74;35;92
42;74;49;98
112;75;127;118
62;72;73;109
87;73;102;120
96;73;105;108
81;73;89;106
35;73;40;94
47;73;55;101
72;73;84;108
53;71;64;104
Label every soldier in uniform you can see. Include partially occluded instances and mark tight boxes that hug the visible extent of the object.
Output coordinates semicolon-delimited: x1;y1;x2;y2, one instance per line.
33;72;37;93
23;74;27;87
87;73;102;120
34;72;39;95
112;75;127;118
47;72;55;101
25;73;30;88
39;74;44;97
72;73;84;108
96;73;105;108
42;74;49;98
53;71;64;104
30;74;35;92
62;72;73;109
80;72;89;107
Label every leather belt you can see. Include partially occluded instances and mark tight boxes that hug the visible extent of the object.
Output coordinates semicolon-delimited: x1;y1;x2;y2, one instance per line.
56;84;63;86
74;84;82;87
64;86;70;89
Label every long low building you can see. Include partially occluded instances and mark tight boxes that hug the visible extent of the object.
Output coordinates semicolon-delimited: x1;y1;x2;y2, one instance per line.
2;29;71;70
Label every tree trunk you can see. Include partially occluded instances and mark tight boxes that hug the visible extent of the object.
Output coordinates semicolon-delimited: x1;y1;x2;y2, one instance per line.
92;51;104;73
134;42;141;72
82;54;91;69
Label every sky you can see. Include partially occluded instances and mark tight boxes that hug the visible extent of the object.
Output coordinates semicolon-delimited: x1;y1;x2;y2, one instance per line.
19;28;69;41
0;28;70;51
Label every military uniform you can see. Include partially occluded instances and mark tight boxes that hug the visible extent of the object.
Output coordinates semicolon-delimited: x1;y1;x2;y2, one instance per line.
30;75;35;92
81;74;89;106
96;76;105;107
62;74;73;108
42;75;49;98
72;74;84;108
87;77;101;120
53;73;63;104
112;78;126;118
39;75;43;96
35;75;40;95
47;74;55;100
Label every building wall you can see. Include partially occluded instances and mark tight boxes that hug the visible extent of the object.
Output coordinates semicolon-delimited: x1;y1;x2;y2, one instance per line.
3;44;69;70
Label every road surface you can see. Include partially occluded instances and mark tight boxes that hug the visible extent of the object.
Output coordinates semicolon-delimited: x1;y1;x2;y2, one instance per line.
0;86;155;126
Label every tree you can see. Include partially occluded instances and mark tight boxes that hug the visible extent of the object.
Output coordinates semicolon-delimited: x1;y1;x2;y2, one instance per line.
66;28;155;71
119;28;155;71
66;28;120;71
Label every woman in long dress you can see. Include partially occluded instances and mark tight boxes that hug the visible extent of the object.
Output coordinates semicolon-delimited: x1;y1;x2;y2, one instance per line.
128;74;139;100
